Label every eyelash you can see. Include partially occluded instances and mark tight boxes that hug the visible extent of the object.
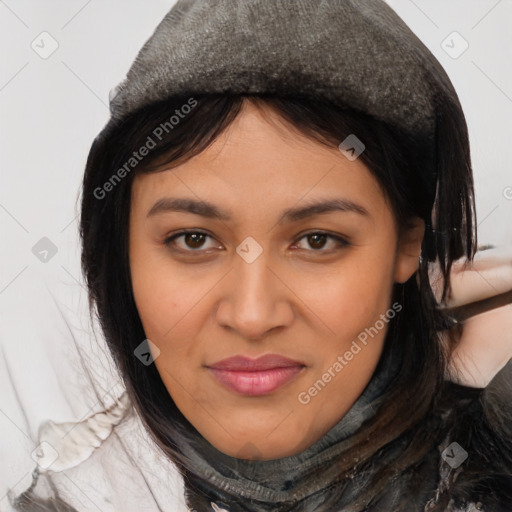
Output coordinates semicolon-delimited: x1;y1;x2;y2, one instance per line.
162;229;350;255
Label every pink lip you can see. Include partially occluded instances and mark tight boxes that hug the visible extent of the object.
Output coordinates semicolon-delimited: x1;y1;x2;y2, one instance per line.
206;354;305;396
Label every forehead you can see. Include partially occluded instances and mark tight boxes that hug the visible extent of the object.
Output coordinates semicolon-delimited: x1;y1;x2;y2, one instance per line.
131;101;389;222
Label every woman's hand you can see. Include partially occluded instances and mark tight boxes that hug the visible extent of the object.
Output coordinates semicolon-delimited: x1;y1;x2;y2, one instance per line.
429;245;512;388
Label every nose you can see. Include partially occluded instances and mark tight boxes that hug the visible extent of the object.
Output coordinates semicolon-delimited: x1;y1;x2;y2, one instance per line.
215;250;294;341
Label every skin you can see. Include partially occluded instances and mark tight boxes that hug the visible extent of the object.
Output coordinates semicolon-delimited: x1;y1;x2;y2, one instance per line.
129;99;424;460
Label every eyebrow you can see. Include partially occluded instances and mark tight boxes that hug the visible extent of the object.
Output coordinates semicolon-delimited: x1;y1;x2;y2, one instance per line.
146;197;370;224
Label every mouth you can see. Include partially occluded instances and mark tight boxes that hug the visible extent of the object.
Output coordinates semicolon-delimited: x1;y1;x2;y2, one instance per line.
206;354;306;396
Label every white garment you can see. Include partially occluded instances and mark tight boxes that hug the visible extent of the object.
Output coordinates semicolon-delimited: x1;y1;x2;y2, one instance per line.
0;279;188;512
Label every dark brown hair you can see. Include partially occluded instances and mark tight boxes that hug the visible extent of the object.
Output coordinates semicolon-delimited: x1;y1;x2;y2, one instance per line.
78;92;477;510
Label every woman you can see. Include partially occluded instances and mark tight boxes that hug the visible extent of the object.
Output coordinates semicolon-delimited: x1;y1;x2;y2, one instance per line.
9;0;512;511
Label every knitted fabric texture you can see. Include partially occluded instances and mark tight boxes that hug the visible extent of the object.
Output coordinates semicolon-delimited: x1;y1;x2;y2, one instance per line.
107;0;460;211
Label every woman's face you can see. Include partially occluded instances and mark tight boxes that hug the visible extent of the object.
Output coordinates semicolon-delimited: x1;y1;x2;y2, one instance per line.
129;100;424;460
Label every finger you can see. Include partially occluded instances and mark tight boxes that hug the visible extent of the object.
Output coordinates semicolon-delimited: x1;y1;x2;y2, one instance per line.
452;244;512;272
444;264;512;308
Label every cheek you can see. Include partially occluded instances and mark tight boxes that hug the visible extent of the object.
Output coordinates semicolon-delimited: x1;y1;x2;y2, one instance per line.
130;237;184;337
130;243;223;377
131;266;210;404
131;260;201;344
299;251;396;345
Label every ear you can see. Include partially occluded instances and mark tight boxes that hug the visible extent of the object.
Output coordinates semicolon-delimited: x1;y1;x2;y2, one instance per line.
394;217;425;284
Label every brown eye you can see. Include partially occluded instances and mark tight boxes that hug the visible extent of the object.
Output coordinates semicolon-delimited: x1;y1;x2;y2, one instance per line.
307;233;328;250
164;231;217;252
294;231;349;252
182;232;207;249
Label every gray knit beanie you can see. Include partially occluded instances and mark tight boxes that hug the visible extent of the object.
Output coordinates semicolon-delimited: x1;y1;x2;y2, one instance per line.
107;0;465;211
109;0;439;136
